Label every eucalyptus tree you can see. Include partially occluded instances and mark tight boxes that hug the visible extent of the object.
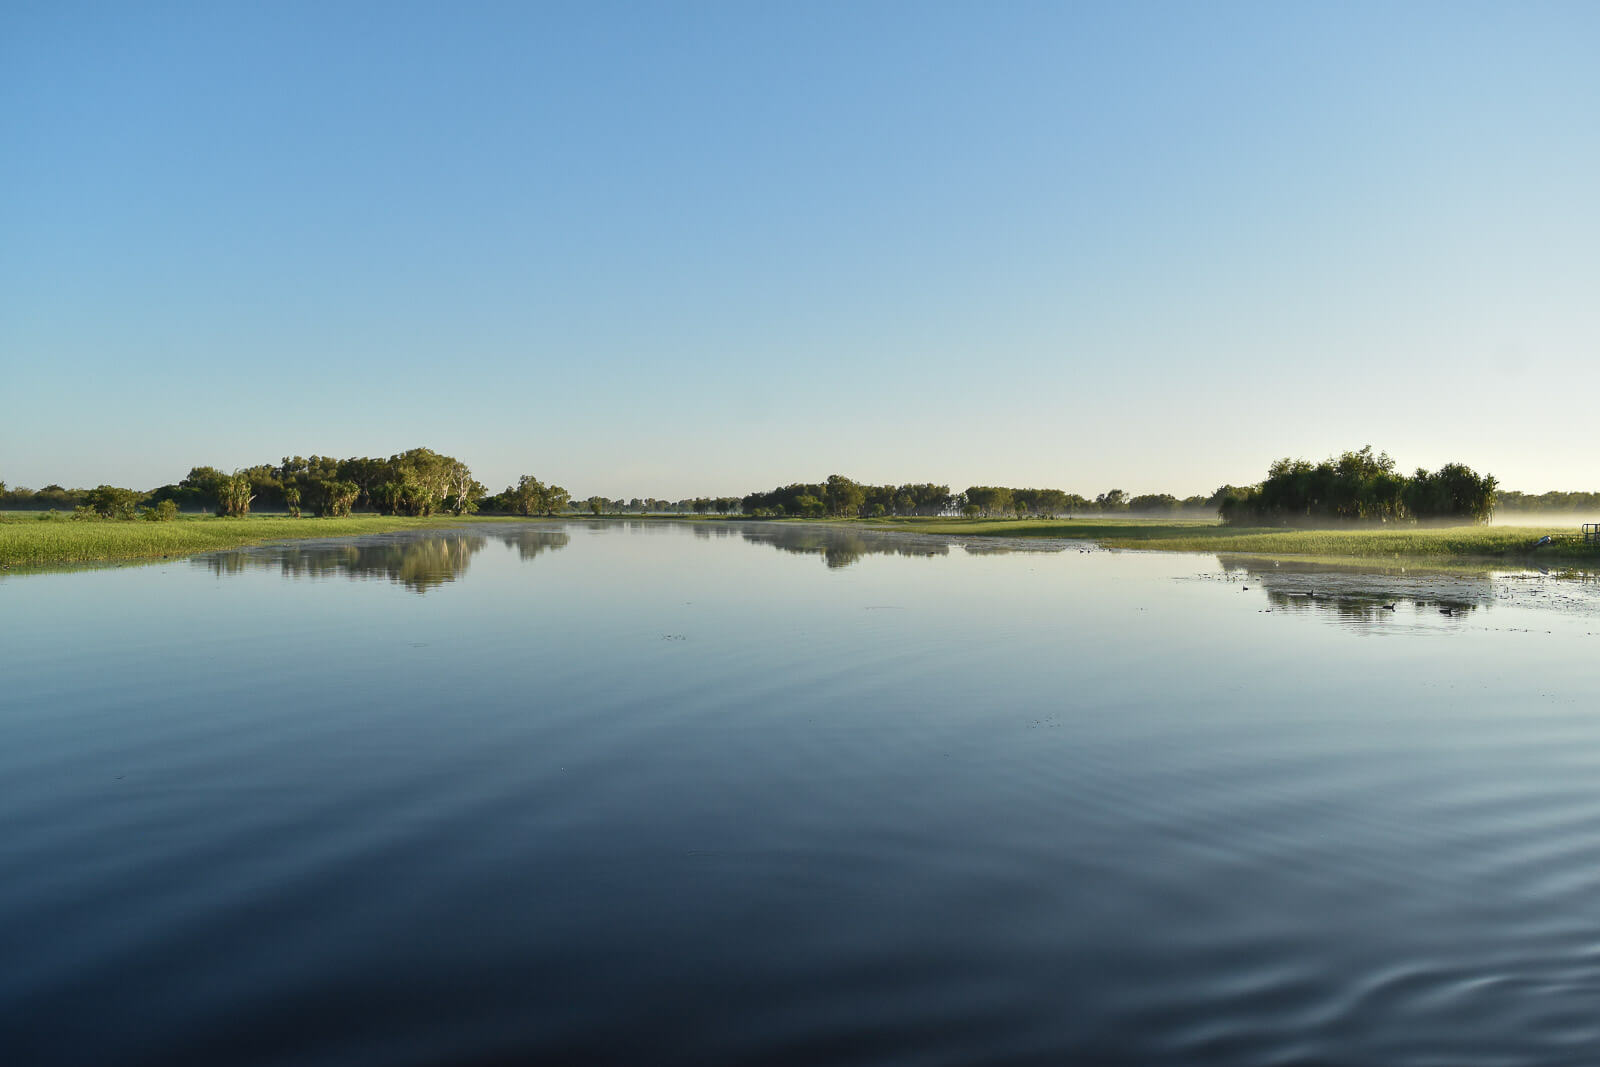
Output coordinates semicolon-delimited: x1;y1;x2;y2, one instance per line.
1096;489;1128;512
495;475;570;516
964;486;1014;517
385;447;455;516
823;475;866;518
308;480;358;517
444;459;484;515
1032;489;1071;516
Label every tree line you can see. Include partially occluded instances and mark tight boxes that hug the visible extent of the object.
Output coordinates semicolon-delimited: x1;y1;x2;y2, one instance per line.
0;445;1532;527
1216;447;1498;525
3;467;761;520
176;449;487;517
737;477;1225;518
1496;490;1600;514
1;448;497;520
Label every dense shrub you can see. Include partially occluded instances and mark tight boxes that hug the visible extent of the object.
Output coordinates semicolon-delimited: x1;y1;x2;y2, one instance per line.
83;485;141;520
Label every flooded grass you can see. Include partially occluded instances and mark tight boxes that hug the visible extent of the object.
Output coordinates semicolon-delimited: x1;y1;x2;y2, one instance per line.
0;514;502;569
868;516;1600;562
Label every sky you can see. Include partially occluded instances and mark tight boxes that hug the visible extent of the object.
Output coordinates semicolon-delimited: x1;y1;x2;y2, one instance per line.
3;1;1597;498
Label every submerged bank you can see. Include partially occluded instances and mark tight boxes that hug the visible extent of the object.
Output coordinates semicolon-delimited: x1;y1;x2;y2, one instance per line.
861;516;1600;563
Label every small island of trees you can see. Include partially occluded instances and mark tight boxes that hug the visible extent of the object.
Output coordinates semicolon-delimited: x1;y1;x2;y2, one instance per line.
1216;447;1498;525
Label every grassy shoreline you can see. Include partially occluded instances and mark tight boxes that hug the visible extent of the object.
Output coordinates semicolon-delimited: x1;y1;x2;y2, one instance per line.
0;514;528;570
860;516;1600;562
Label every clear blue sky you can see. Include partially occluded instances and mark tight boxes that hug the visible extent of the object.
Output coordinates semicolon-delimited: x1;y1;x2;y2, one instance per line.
4;1;1596;498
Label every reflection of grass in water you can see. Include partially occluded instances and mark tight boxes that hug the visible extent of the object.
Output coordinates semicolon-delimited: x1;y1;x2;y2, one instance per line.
0;515;496;569
871;517;1600;563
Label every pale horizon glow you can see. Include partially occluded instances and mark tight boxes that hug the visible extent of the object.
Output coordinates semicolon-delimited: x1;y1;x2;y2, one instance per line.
3;2;1597;499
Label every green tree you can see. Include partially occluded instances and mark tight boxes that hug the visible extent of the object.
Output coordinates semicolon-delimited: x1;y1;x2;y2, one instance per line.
379;447;465;516
1225;449;1498;525
508;476;545;516
83;485;141;519
502;475;569;516
1096;489;1128;512
1033;489;1070;516
180;466;229;512
964;486;1013;517
823;475;866;517
217;472;256;517
444;459;483;516
308;480;359;517
337;456;390;511
1127;493;1181;513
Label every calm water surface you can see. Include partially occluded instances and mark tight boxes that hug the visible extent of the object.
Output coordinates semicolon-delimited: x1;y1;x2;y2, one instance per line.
4;521;1600;1065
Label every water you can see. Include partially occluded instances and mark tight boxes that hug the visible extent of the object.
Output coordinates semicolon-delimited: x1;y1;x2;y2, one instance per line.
3;521;1600;1065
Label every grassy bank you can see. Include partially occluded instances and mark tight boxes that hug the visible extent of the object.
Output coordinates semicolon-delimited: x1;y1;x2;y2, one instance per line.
0;514;504;569
865;516;1600;562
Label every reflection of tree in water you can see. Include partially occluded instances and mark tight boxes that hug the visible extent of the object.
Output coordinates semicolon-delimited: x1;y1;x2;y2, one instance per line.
200;533;490;593
499;528;571;560
1216;554;1494;627
740;525;950;569
691;523;740;540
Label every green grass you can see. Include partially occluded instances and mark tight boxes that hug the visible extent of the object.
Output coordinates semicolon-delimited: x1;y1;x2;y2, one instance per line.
0;514;507;570
863;516;1600;562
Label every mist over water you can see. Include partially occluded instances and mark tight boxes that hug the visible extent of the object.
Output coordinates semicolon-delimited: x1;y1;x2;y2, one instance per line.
4;522;1600;1065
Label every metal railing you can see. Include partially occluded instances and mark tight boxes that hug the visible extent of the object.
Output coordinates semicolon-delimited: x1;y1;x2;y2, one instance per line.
1584;523;1600;545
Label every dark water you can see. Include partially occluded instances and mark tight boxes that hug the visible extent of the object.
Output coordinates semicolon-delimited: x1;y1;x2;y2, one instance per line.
4;522;1600;1066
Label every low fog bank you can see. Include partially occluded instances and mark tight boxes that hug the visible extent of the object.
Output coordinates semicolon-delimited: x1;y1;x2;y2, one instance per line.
1492;511;1600;528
